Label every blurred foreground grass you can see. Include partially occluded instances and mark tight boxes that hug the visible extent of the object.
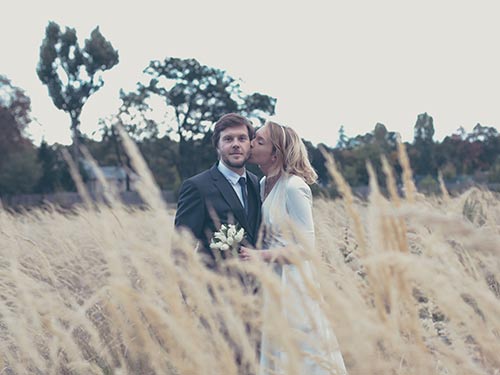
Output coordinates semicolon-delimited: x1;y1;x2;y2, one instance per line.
0;138;499;374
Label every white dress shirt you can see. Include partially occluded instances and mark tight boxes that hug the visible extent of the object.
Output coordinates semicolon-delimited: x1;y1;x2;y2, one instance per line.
217;161;247;208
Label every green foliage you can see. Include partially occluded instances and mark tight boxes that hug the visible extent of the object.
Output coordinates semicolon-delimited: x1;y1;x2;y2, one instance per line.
0;75;33;159
84;137;122;166
0;148;41;195
120;57;276;141
468;124;500;168
304;141;329;185
436;124;499;177
412;113;436;176
139;136;182;191
144;57;275;137
37;21;119;160
417;174;440;195
326;122;399;189
488;158;500;184
336;125;349;149
0;75;42;197
413;112;435;144
35;141;76;193
440;162;457;180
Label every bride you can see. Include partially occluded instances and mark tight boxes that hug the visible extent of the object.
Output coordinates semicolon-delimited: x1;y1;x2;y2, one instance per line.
239;121;348;374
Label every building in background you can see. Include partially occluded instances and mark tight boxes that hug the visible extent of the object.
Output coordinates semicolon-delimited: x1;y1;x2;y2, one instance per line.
82;162;139;194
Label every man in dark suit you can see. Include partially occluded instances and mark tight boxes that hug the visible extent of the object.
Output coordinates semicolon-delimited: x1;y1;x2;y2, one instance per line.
174;113;261;269
174;113;262;374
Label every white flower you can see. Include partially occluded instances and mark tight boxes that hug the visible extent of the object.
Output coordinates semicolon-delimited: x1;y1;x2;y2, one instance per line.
209;241;221;250
227;225;236;238
234;228;245;242
214;232;227;242
210;224;246;257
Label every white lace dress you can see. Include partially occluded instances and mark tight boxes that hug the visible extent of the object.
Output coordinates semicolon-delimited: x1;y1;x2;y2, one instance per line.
259;174;347;375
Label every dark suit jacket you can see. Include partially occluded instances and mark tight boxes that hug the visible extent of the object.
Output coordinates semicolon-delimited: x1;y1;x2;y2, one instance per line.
174;163;261;268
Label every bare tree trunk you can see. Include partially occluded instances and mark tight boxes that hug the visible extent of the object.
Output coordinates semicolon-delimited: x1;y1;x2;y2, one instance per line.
71;115;80;164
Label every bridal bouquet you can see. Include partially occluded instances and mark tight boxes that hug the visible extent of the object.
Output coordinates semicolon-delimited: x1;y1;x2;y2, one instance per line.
209;224;245;258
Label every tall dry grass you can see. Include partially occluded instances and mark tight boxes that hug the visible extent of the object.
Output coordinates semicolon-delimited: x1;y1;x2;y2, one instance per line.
0;135;499;374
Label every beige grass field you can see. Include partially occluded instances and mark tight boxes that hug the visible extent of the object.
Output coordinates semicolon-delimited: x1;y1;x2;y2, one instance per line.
0;137;499;374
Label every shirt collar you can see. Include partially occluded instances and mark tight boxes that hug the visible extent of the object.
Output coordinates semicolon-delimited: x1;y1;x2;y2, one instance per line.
218;161;246;185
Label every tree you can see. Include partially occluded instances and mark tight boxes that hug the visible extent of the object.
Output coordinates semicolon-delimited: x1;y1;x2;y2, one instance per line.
413;112;435;143
0;75;32;159
93;116;144;191
37;21;119;162
121;57;276;179
467;123;498;143
0;148;41;196
488;156;500;183
412;112;436;176
467;124;499;168
35;141;76;193
304;140;329;185
331;123;400;189
373;123;388;145
336;125;349;149
0;75;41;196
138;136;181;191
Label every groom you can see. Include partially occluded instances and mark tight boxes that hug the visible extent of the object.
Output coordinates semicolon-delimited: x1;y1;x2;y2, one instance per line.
174;113;261;269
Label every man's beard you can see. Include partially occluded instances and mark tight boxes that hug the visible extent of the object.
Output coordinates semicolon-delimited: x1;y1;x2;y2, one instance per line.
225;158;247;168
223;153;250;169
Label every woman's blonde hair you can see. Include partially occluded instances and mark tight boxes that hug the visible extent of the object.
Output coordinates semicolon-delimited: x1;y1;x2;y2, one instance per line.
265;121;318;185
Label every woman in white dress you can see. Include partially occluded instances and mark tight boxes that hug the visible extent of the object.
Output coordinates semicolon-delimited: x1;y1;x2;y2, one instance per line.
239;121;347;374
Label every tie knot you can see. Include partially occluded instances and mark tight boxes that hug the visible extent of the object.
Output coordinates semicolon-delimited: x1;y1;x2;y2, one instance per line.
238;177;246;186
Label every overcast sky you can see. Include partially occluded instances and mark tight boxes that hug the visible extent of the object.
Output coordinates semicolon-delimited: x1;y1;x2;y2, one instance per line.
2;0;499;148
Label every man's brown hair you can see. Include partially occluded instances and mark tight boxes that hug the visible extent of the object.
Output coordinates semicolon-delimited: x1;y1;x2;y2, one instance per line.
212;113;255;148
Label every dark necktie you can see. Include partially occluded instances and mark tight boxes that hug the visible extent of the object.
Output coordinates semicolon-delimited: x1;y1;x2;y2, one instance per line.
238;176;248;216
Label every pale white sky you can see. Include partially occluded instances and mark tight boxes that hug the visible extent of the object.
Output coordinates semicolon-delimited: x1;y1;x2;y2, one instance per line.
1;0;499;148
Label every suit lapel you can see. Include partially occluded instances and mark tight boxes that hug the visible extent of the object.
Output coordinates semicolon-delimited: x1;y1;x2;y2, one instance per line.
209;165;250;234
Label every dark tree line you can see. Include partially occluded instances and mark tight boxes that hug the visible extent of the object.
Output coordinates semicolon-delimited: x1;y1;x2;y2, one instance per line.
307;113;500;196
2;73;499;198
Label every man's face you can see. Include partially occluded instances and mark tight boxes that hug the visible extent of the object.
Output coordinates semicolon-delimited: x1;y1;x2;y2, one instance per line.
217;124;251;171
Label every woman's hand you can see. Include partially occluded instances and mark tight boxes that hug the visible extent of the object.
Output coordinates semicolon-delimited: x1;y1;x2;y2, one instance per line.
239;246;272;262
239;246;252;261
239;246;262;261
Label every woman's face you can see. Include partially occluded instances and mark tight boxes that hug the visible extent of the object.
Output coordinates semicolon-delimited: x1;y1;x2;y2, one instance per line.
249;124;275;168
